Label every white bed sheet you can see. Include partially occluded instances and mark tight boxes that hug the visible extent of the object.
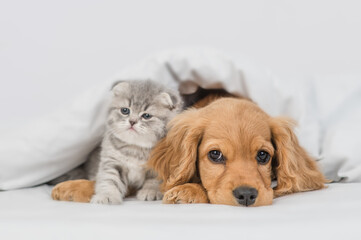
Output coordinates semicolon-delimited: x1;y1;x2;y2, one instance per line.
1;183;360;240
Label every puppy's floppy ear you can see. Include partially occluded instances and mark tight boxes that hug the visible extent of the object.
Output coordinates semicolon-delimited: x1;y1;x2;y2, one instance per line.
148;108;204;191
269;117;326;197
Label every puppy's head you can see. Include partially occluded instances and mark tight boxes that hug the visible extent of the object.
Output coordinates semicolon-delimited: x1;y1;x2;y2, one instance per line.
149;98;326;206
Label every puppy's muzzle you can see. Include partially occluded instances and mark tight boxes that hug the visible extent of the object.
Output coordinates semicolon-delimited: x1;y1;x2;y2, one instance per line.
233;186;258;206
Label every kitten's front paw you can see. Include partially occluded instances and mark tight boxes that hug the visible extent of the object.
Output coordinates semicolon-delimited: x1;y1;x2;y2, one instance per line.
90;193;123;205
136;188;163;201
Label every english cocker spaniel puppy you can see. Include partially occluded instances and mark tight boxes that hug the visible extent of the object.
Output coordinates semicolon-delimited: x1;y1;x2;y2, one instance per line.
148;97;326;206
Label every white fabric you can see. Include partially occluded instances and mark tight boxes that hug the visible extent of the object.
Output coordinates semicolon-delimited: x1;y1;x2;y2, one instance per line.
0;48;361;190
0;183;360;240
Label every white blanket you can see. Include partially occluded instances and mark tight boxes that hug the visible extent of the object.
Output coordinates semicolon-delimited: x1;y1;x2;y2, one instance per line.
1;48;361;190
1;183;361;240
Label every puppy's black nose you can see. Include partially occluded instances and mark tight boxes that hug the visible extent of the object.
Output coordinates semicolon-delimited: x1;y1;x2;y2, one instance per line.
233;186;258;206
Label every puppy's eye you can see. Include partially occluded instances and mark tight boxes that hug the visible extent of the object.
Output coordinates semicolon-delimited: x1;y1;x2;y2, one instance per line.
208;150;225;163
120;108;130;115
256;150;271;165
142;113;152;120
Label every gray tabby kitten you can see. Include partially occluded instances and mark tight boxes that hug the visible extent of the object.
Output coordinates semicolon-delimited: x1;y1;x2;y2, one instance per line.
51;80;182;204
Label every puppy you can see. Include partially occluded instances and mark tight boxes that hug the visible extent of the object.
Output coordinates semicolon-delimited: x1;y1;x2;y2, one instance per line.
148;98;326;206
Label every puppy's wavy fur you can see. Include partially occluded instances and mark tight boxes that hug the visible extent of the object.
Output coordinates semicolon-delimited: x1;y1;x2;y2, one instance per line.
148;97;326;206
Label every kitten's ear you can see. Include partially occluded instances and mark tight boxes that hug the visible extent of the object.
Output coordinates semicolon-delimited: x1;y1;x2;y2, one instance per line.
112;81;130;96
156;91;182;110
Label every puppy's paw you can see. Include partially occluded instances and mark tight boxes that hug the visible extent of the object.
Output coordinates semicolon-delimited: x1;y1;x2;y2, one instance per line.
163;184;209;204
136;188;163;201
51;180;95;203
90;193;123;205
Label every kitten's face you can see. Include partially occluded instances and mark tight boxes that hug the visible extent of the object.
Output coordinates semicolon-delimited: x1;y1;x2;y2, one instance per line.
107;81;181;148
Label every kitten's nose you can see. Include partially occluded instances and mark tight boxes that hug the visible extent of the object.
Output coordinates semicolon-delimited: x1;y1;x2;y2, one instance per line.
129;120;137;126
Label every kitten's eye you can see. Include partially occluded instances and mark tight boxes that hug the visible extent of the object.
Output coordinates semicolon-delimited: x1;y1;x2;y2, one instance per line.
256;150;271;165
142;113;152;120
120;108;130;115
208;150;225;164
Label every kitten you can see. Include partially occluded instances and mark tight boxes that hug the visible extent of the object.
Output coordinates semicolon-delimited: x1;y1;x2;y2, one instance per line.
50;80;182;204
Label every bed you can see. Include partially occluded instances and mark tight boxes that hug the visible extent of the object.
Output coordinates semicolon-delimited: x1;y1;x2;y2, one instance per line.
3;0;361;238
1;49;361;240
1;183;360;239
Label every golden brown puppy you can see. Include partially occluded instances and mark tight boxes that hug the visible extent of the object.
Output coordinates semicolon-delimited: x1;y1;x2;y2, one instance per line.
148;98;326;206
